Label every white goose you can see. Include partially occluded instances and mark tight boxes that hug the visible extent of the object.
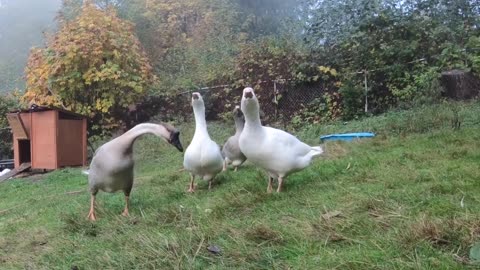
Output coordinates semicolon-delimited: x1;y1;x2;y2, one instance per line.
222;105;247;172
183;92;224;192
239;87;324;193
85;123;183;221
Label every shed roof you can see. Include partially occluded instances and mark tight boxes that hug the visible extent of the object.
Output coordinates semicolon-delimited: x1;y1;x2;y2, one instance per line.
9;105;88;118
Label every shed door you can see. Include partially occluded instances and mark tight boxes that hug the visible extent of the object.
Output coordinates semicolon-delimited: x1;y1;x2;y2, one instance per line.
6;113;29;139
31;111;57;169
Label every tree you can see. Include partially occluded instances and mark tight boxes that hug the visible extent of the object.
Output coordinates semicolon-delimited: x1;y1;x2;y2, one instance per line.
305;0;384;47
0;93;19;158
58;0;131;21
304;0;480;113
57;0;308;95
124;0;242;92
235;0;303;38
22;3;155;135
233;37;312;88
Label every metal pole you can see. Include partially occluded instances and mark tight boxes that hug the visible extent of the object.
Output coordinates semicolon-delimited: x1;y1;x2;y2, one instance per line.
273;81;278;121
364;69;368;113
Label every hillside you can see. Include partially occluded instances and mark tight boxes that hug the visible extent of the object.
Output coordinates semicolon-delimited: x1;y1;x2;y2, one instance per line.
1;101;480;269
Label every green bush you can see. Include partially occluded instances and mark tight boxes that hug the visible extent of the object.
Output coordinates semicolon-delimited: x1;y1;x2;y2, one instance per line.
339;79;365;120
0;94;20;159
467;36;480;74
393;66;444;109
290;92;342;130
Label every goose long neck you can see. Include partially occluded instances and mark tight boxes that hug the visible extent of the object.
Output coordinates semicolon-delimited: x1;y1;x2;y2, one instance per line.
243;101;262;129
122;123;167;146
234;118;244;135
193;104;208;136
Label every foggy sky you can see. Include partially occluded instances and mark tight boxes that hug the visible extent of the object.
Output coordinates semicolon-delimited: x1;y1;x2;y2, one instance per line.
0;0;61;92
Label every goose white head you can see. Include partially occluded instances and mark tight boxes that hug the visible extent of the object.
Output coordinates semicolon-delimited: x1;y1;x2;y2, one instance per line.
241;87;260;123
233;105;244;121
191;92;205;107
191;91;206;115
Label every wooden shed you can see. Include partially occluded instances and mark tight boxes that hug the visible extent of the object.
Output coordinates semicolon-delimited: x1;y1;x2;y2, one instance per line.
6;106;87;170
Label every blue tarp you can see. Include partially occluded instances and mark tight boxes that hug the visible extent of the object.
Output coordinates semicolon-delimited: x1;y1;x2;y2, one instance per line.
320;132;375;142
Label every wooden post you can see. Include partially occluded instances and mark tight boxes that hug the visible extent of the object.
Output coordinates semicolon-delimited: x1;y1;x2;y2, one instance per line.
82;118;88;166
364;69;368;113
54;110;59;169
273;81;278;121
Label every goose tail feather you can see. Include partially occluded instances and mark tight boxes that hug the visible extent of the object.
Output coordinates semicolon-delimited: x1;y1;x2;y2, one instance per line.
309;146;324;159
82;170;89;175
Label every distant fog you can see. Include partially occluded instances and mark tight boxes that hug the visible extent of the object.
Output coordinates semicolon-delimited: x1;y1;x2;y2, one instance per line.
0;0;62;92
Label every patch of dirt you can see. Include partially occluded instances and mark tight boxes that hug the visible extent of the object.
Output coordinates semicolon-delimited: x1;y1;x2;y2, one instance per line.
246;224;283;244
323;141;349;159
14;170;49;182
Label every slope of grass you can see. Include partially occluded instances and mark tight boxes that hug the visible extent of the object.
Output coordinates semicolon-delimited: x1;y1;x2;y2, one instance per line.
1;101;480;269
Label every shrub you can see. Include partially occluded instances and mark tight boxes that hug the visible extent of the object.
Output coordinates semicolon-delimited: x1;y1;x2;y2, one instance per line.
22;3;155;137
0;93;20;159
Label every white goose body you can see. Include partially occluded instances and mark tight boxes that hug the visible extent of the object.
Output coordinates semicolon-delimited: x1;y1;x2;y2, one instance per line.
238;87;323;192
183;92;224;191
240;126;321;178
184;132;224;179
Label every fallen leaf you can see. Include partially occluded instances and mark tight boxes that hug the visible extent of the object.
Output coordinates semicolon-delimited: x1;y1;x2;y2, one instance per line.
207;245;221;255
322;210;342;220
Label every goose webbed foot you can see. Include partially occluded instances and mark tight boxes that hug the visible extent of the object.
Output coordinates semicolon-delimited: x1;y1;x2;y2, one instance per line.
188;174;196;193
87;194;97;221
121;195;130;217
122;196;129;217
87;210;96;221
277;177;284;193
120;191;131;217
223;160;227;172
267;177;274;193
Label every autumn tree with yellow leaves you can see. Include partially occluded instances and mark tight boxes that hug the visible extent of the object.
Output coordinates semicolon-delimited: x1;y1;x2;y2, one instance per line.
23;2;155;135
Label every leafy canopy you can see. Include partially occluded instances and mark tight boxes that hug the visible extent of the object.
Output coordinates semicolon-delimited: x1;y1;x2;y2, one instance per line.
305;0;480;115
23;2;155;133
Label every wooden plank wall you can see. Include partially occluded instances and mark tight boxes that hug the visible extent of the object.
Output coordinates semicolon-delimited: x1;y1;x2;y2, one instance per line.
57;119;85;167
31;111;57;169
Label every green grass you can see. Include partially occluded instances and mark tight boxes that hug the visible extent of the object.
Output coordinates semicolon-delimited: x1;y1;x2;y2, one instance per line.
1;101;480;269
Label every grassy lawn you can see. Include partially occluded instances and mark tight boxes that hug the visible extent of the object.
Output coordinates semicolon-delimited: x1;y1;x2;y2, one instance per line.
1;102;480;269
